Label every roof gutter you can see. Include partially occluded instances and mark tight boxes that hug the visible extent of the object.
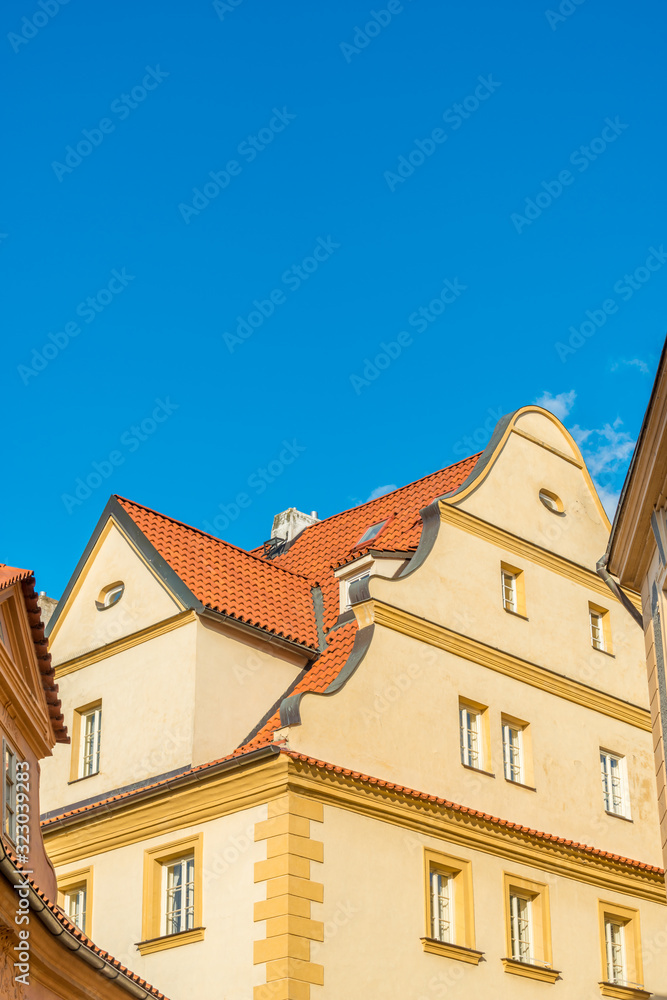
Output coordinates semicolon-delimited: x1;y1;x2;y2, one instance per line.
596;553;644;629
0;840;158;998
42;745;280;832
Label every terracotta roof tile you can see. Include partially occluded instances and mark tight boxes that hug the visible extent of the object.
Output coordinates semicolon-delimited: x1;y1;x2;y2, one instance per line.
4;845;169;998
40;746;664;879
114;498;319;649
264;455;479;631
0;565;68;744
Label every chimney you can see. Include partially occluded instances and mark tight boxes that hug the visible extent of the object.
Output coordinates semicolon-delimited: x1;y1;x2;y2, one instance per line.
38;592;59;628
271;508;320;543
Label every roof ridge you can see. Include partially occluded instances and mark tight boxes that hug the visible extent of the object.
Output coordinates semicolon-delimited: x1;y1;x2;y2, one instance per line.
113;495;316;583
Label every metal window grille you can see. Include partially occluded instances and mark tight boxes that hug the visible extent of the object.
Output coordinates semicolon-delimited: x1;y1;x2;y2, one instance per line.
502;571;517;613
509;893;532;963
503;724;523;783
459;707;480;767
590;611;605;651
600;752;625;815
164;855;195;936
64;887;87;932
80;707;102;778
430;871;453;943
605;919;626;985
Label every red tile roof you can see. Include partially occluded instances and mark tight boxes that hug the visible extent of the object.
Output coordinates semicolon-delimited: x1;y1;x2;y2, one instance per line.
3;844;169;999
40;745;664;878
243;620;359;751
0;565;68;744
265;455;479;632
115;497;319;649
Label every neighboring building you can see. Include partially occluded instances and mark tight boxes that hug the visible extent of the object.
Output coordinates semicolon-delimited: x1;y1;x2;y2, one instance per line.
40;405;667;999
0;564;169;999
606;341;667;881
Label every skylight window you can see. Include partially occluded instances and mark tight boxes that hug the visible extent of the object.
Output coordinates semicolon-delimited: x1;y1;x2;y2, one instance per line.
354;519;388;548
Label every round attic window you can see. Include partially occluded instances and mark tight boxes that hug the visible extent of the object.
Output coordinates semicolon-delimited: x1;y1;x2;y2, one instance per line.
95;582;125;611
538;489;564;514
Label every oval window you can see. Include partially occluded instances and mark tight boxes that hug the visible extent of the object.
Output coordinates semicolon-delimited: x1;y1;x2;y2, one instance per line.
95;582;125;611
539;489;564;514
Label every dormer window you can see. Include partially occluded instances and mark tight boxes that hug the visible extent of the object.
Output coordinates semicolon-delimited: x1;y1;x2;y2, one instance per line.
353;519;389;549
344;572;370;611
95;582;124;611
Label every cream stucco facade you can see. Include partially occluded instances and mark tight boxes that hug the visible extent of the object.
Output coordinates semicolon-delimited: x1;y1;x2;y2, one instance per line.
39;407;667;998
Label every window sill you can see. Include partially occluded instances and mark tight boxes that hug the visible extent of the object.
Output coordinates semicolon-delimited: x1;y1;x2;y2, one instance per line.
503;608;529;621
504;778;537;792
461;763;495;779
67;773;100;786
605;810;633;823
592;647;615;658
421;938;483;965
599;983;651;999
136;927;205;955
502;957;560;983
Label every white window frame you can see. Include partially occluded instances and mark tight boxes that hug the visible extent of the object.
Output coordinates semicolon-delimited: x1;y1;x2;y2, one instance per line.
79;706;102;778
509;892;533;964
161;854;195;937
343;572;370;611
63;885;87;931
502;723;524;783
501;570;518;613
604;917;626;985
600;750;630;818
429;869;454;944
590;609;605;651
459;705;481;768
3;740;17;843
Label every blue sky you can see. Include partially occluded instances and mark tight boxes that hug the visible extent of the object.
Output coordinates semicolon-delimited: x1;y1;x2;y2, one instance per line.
2;0;665;598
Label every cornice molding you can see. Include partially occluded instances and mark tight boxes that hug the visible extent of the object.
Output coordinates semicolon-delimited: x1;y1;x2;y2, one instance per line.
42;754;665;905
53;610;197;678
365;600;651;732
437;502;642;613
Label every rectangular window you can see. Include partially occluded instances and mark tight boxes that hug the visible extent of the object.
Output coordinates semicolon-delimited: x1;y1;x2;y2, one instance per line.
501;570;517;613
503;723;524;783
3;741;17;843
64;885;87;931
57;867;93;937
164;855;195;936
598;901;644;991
502;874;557;982
80;706;102;777
421;849;480;963
600;750;630;818
140;834;204;955
509;893;532;963
459;705;481;768
430;870;453;944
604;918;626;984
70;702;103;782
589;602;612;653
500;562;526;616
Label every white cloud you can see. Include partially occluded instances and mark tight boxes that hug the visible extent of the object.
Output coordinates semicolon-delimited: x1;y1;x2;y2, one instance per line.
364;484;397;503
610;358;650;375
534;389;577;421
569;418;635;519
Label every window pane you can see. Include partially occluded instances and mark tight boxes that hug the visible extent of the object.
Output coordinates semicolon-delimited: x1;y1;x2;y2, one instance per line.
605;919;625;984
165;855;195;936
509;893;532;963
430;871;453;943
459;708;480;767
